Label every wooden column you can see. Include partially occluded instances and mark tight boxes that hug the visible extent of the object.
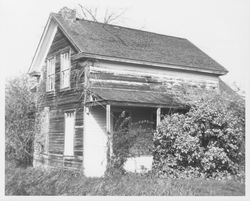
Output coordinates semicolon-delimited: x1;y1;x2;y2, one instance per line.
156;107;161;128
83;106;87;174
106;104;112;157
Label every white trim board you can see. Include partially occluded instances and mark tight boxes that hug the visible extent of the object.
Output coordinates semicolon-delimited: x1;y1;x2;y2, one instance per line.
29;16;58;73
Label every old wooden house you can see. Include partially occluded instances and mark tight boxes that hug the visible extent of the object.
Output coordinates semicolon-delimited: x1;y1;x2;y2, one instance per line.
29;8;229;177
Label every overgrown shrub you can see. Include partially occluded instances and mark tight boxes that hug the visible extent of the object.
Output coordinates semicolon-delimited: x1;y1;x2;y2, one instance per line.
106;111;154;176
5;160;245;195
5;74;36;166
153;93;245;180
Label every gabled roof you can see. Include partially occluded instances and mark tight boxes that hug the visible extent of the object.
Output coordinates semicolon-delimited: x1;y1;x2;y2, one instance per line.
30;12;228;75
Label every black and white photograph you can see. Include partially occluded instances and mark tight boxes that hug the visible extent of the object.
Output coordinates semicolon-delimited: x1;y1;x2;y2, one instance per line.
2;0;248;198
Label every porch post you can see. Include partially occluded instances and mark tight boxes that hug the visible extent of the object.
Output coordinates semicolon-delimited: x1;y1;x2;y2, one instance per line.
106;104;112;157
156;107;161;128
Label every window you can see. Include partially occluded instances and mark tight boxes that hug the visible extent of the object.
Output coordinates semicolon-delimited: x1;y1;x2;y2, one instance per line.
60;51;71;89
46;57;56;91
64;111;75;156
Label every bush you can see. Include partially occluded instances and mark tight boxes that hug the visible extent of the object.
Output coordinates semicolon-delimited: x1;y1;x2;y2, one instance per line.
106;111;154;176
153;93;245;180
5;74;36;166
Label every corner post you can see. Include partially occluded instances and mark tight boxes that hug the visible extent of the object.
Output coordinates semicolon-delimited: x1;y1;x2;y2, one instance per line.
156;107;161;128
106;104;112;157
82;106;88;174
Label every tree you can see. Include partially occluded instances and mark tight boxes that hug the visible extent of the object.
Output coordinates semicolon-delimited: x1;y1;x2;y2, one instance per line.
5;74;36;166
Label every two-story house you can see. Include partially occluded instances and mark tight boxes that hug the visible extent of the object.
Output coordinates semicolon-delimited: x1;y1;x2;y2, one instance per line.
29;8;229;177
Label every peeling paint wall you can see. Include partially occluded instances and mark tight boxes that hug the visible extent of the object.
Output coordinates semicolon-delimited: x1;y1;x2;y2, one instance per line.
90;61;220;92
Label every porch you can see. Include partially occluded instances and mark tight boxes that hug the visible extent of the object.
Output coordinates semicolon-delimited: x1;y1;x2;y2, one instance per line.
83;88;185;177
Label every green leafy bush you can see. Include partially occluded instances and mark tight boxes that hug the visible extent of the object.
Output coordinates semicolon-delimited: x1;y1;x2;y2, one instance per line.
153;94;245;180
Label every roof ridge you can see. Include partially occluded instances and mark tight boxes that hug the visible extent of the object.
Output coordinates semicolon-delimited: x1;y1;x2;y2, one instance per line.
51;12;187;41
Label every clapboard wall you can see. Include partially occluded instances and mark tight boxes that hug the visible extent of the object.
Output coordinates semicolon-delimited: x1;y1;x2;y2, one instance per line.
33;28;85;169
89;60;220;92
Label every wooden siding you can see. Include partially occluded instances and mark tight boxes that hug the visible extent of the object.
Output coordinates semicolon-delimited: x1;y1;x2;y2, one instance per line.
41;28;86;110
34;153;82;169
89;61;220;92
35;28;85;169
47;28;77;56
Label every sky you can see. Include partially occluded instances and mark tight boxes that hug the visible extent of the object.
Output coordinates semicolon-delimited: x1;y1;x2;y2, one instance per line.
1;0;250;91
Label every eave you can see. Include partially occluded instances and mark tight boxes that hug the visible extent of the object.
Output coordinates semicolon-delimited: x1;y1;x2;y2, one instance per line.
86;87;187;109
85;100;186;109
72;52;228;76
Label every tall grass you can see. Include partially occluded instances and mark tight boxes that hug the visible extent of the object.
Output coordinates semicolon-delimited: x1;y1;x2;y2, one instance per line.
5;161;245;196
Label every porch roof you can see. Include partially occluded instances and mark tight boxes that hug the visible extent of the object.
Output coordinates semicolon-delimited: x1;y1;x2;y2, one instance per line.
86;87;185;108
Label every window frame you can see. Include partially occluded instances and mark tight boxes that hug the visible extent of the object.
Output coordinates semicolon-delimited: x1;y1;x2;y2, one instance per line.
60;49;71;90
46;56;56;92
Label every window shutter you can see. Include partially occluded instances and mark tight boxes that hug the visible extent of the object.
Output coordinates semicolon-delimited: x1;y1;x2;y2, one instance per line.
46;57;56;91
52;57;56;74
64;111;75;156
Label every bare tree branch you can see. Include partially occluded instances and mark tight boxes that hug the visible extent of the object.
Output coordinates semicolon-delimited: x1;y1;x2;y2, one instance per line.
78;4;98;22
103;8;128;24
77;4;127;24
78;4;87;19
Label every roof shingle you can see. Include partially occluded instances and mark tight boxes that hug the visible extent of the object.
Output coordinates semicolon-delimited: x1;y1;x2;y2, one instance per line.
88;88;183;108
52;13;227;75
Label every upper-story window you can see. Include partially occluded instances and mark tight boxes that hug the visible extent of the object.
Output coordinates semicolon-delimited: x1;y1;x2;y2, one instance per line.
60;51;71;89
46;57;56;92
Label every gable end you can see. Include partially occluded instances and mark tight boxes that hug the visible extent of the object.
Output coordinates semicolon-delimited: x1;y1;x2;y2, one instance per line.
47;28;77;57
29;15;79;73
